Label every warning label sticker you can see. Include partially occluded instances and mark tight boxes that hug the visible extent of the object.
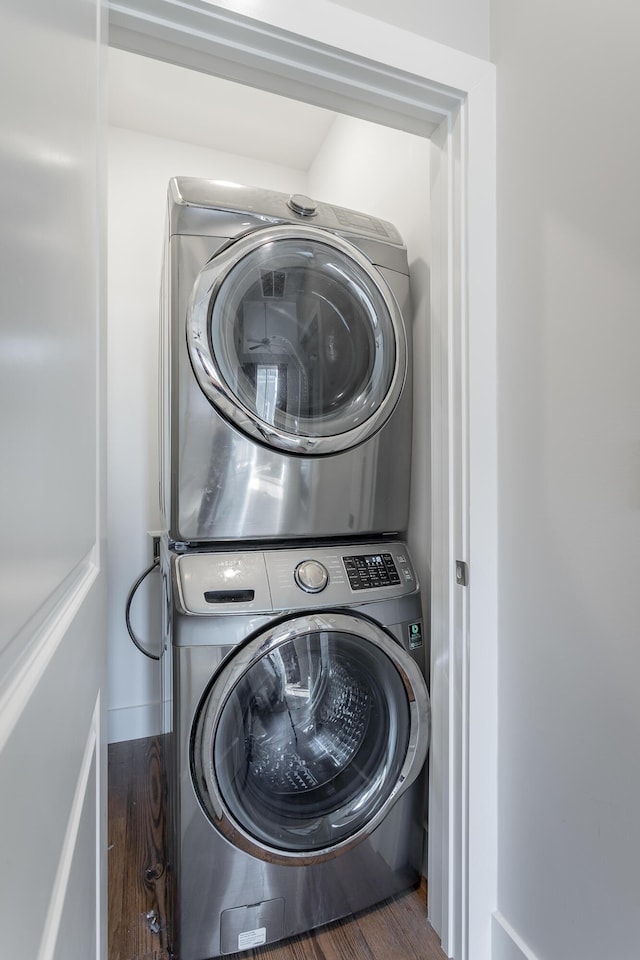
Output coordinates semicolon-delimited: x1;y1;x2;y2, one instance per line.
238;927;267;950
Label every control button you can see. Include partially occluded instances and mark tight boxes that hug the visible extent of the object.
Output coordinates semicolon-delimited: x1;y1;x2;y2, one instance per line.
294;560;329;593
287;194;318;217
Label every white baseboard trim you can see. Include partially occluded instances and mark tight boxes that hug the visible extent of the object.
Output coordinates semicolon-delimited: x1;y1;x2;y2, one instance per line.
108;701;161;743
492;912;542;960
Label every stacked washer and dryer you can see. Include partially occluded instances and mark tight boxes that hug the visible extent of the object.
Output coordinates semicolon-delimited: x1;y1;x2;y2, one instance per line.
159;177;430;960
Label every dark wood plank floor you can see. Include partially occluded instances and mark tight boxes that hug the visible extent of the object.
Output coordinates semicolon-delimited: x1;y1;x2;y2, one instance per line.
108;737;447;960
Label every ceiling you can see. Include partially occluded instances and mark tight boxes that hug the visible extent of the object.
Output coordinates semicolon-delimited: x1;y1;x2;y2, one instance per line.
108;47;338;171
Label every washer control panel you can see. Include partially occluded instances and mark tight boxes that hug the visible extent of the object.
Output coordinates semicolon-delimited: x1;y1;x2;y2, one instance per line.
343;552;401;590
174;541;417;615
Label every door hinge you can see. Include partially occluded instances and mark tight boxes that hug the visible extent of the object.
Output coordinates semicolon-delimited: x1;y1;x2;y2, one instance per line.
455;560;469;586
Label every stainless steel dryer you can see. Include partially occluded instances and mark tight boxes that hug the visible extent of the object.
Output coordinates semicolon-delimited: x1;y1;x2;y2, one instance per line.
161;540;430;960
160;178;414;546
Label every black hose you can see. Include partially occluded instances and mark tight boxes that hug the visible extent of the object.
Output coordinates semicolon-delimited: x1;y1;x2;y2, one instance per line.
125;557;161;661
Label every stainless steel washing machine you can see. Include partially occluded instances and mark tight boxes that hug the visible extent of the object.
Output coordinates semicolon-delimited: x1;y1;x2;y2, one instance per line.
160;178;414;546
161;540;430;960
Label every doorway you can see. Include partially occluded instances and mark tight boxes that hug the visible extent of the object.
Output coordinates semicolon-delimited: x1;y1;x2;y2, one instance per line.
106;4;498;958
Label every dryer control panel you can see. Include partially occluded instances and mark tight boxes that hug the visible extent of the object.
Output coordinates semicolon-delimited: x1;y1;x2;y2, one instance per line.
173;542;417;616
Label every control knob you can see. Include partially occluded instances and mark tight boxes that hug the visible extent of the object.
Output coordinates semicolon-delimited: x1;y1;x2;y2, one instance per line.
287;194;318;217
294;559;329;593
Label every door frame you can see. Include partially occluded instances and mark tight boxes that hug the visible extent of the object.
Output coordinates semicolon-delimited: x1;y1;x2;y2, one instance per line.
107;3;497;957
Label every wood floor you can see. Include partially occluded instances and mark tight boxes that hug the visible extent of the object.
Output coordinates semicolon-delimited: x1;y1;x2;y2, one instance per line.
108;737;447;960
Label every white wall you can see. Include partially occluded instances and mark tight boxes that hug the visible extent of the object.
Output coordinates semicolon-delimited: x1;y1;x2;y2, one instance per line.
107;125;308;742
329;0;489;59
207;0;489;60
307;115;431;605
491;3;640;958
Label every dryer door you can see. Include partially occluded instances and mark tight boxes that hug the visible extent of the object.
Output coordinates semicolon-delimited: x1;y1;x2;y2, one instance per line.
192;612;430;865
187;225;407;455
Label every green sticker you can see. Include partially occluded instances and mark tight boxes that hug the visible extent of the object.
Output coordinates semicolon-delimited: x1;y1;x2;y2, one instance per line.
408;621;423;649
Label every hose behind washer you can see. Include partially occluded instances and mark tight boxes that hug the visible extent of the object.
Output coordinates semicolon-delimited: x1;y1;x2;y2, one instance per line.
125;557;161;661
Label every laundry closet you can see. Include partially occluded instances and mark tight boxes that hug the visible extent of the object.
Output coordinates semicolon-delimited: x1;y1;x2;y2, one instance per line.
106;45;432;955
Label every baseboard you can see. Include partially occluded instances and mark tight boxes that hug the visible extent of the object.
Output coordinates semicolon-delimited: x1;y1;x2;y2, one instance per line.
108;701;161;743
492;912;541;960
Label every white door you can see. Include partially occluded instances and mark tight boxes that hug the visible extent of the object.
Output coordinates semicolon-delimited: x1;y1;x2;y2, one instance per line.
0;1;106;959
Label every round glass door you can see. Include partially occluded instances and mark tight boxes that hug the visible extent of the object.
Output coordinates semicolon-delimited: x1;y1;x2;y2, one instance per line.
192;613;430;862
188;225;407;455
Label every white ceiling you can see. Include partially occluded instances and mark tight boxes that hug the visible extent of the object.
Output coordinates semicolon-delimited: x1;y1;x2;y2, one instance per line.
108;47;337;171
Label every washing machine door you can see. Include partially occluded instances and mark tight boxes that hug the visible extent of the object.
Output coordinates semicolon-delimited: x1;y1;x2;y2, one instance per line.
187;225;407;455
192;611;430;865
